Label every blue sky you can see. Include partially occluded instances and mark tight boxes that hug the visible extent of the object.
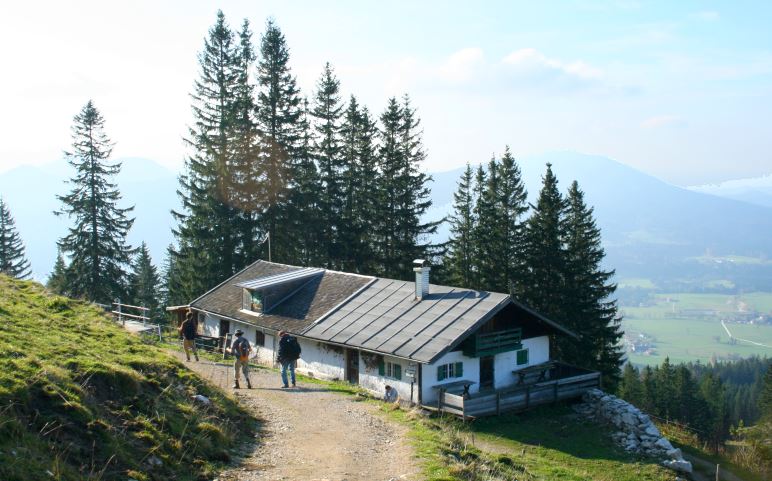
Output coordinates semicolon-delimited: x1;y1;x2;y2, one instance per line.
1;0;770;184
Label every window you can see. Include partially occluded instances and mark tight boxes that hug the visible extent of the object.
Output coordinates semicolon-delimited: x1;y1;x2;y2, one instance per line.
378;360;402;380
516;348;529;366
255;331;265;347
243;288;264;312
437;362;464;381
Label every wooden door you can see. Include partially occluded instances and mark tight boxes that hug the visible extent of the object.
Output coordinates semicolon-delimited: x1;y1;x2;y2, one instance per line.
219;320;230;348
346;349;359;384
480;355;495;390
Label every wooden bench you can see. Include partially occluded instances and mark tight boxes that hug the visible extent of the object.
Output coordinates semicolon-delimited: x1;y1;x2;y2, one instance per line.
513;361;555;385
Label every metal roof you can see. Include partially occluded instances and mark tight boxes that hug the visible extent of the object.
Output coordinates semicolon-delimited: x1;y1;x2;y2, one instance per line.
236;267;325;290
302;278;511;364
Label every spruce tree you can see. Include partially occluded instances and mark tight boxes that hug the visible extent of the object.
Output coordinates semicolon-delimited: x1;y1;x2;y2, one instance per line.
394;95;439;278
445;163;476;288
473;159;500;291
286;99;322;266
255;18;303;262
339;96;380;273
641;365;657;413
522;164;568;325
561;180;624;385
311;63;344;268
496;146;529;294
171;10;241;301
700;372;729;452
231;18;262;266
55;101;134;303
127;242;161;320
759;363;772;420
375;97;403;277
618;363;643;406
47;249;68;295
0;198;31;279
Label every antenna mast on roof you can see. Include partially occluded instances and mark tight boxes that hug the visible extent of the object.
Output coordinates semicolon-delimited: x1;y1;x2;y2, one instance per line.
260;232;271;262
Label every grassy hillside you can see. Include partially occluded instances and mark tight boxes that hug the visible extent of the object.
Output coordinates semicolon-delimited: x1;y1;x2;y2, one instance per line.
0;275;256;481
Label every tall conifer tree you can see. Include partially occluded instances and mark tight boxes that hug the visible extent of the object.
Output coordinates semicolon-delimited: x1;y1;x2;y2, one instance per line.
255;19;303;261
0;198;31;279
171;11;241;301
311;63;344;268
561;180;624;384
127;242;161;320
55;101;134;303
446;164;476;287
473;159;501;291
47;249;68;295
496;146;529;294
522;163;567;323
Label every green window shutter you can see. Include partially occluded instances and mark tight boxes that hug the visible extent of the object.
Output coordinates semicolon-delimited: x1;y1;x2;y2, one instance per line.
437;365;445;381
455;362;463;378
517;349;529;365
378;360;385;376
395;364;402;380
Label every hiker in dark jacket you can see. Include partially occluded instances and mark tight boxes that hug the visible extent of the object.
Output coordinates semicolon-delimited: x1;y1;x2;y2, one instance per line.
178;312;199;362
277;330;301;388
231;329;252;389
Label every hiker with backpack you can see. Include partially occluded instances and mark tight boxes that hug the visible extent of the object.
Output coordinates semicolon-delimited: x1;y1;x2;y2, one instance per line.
178;311;199;362
231;329;252;389
277;330;301;388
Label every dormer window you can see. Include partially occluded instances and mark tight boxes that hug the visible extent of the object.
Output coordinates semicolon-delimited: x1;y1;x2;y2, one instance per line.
242;288;264;313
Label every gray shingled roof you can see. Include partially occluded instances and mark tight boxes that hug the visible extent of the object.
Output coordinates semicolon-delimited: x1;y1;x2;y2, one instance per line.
301;278;512;363
190;261;373;334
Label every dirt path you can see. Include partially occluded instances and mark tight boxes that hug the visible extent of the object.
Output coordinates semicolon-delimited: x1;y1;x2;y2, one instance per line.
176;354;420;481
683;453;747;481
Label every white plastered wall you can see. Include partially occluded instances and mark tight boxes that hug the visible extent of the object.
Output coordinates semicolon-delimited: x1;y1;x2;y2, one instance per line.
494;335;550;388
358;354;418;403
295;339;345;380
421;350;480;405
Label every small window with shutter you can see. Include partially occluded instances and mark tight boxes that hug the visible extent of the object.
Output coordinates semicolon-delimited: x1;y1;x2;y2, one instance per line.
436;362;464;381
379;360;402;380
516;348;529;366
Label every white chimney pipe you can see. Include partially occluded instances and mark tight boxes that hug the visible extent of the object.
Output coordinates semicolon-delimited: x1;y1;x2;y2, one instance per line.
413;259;430;300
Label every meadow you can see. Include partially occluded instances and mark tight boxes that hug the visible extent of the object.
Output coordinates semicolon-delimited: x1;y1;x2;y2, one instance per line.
620;291;772;365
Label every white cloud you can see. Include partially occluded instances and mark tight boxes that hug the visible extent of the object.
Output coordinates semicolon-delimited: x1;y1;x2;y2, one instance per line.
438;47;485;84
498;48;604;90
641;115;684;129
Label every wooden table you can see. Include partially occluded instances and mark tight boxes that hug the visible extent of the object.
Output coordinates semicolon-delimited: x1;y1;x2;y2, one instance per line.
513;361;555;385
433;379;476;398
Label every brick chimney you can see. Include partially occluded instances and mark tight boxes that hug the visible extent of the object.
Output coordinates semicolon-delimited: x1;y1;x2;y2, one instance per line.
413;259;430;300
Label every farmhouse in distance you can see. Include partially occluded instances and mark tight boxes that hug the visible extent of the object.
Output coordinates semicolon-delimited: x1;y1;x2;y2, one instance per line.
170;259;601;416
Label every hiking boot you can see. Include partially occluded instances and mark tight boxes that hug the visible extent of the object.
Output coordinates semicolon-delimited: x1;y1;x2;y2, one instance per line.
292;382;296;387
233;381;240;389
281;384;289;389
246;380;252;389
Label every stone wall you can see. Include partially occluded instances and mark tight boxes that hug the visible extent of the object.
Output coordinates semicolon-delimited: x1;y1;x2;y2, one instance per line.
573;388;693;474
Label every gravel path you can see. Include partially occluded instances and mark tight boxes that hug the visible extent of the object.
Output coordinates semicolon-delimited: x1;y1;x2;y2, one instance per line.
177;354;420;481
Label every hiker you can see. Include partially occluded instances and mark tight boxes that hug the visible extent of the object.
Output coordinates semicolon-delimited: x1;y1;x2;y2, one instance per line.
277;330;301;388
384;384;399;403
178;311;199;362
231;329;252;389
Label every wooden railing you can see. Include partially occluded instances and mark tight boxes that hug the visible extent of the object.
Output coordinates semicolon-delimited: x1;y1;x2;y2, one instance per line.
436;363;600;419
462;328;523;357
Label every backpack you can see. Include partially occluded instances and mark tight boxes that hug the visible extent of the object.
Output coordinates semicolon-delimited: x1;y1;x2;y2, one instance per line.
285;336;301;360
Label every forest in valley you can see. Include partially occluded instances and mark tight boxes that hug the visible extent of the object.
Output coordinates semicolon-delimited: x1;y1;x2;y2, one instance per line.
0;10;769;475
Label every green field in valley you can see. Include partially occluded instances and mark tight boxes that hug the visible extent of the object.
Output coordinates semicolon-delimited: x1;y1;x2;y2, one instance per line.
620;291;772;365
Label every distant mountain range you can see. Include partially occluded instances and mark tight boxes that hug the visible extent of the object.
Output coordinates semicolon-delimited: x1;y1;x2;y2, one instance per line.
2;152;772;290
688;175;772;209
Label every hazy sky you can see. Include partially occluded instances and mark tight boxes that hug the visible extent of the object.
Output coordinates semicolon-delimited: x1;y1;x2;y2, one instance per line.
1;0;771;185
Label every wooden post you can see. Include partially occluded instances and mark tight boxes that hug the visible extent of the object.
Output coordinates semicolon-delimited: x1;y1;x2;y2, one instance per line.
715;464;720;481
437;389;444;414
553;381;558;404
496;392;501;415
525;385;530;409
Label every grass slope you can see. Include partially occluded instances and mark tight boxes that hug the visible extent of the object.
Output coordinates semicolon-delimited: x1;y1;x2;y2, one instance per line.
0;275;256;481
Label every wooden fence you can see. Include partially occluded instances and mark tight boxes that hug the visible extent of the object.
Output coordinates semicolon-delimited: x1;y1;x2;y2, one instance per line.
437;364;600;419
